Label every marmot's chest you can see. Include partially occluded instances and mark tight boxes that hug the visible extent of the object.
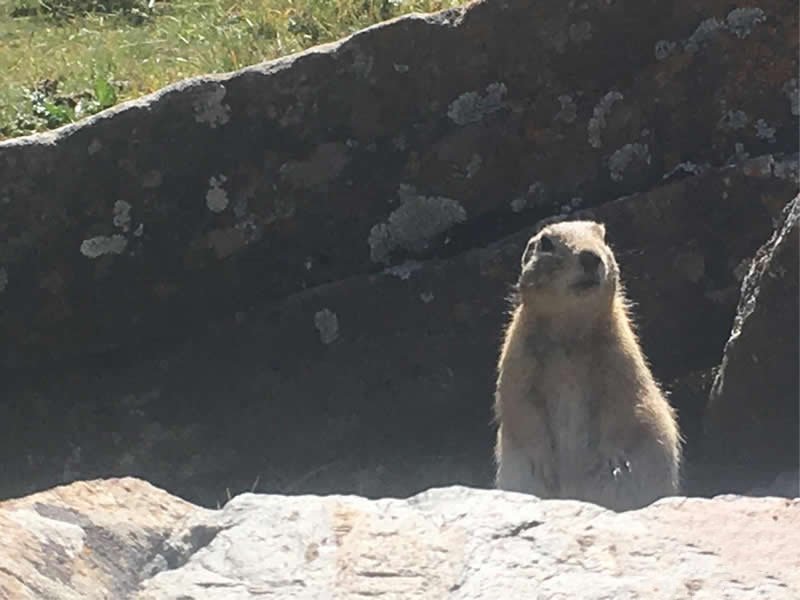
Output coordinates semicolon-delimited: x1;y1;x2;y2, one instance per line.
535;352;600;461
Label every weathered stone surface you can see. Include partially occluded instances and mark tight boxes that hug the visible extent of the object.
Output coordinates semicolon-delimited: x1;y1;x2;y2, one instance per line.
132;485;798;599
4;479;795;599
0;0;796;367
2;158;796;507
704;194;799;492
0;477;199;600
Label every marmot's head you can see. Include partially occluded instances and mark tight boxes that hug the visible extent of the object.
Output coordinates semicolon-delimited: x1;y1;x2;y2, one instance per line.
517;220;619;313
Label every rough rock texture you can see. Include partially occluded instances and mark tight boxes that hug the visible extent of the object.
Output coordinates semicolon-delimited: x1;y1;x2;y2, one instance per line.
703;195;799;493
2;480;797;600
0;0;798;512
139;488;800;599
2;158;796;507
0;0;797;368
0;478;199;600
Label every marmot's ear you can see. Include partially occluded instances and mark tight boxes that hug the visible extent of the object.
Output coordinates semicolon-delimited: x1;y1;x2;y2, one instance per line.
592;222;606;240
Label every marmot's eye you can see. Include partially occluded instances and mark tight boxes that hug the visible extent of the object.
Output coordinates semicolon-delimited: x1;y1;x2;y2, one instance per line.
539;235;555;253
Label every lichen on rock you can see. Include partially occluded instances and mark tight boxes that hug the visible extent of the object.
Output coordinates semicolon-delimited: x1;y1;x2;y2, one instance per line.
608;142;651;182
113;200;132;232
205;175;229;213
384;260;423;280
447;82;507;126
193;83;231;128
719;109;749;131
313;308;339;344
654;39;677;61
588;91;623;148
755;119;776;143
725;7;766;39
80;234;128;259
368;186;467;263
685;18;726;53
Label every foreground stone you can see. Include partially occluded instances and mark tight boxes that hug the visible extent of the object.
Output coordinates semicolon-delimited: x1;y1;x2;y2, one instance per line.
0;478;198;599
704;194;799;492
138;487;800;599
1;479;797;599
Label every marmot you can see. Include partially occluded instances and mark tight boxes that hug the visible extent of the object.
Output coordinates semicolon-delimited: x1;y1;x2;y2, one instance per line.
493;220;681;511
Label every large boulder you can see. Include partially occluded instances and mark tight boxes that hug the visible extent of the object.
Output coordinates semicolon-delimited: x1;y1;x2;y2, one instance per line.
1;478;797;599
703;195;799;493
0;0;797;367
0;478;197;600
2;158;796;506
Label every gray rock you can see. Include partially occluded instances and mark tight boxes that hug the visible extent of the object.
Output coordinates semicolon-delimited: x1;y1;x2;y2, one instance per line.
4;478;796;599
0;0;796;368
2;158;796;508
0;477;199;600
134;486;800;599
705;194;799;492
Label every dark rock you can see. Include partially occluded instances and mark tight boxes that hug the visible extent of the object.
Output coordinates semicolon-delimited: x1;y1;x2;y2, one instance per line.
0;0;797;367
704;194;799;493
2;160;795;506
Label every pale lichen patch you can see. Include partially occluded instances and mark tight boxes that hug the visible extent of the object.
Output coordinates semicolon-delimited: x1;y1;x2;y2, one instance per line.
772;155;799;183
314;309;339;345
465;154;482;179
725;8;766;39
609;143;651;182
685;18;725;53
80;234;127;259
193;83;231;128
368;186;467;264
510;196;527;213
447;83;507;125
654;40;677;61
754;119;776;143
384;260;423;280
680;9;766;54
420;291;435;304
663;161;707;180
588;91;623;148
719;109;749;131
113;200;132;232
206;175;229;213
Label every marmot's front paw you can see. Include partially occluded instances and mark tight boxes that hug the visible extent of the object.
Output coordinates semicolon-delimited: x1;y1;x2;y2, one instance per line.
609;456;632;482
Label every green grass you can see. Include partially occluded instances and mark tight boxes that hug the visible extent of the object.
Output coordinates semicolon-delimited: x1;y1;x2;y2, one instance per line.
0;0;461;139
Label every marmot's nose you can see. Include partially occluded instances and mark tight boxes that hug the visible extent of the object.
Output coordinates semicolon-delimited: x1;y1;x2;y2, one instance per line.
579;250;602;273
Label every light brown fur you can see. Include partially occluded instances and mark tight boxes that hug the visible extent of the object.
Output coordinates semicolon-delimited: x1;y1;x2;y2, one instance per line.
493;220;682;511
